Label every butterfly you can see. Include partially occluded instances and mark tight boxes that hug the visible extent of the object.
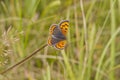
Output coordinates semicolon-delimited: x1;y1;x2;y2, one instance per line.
47;20;69;50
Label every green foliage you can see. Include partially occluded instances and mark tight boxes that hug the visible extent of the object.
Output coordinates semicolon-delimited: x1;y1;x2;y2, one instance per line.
0;0;120;80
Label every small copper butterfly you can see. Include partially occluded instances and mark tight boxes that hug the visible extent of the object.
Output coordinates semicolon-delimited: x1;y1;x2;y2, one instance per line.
47;20;69;50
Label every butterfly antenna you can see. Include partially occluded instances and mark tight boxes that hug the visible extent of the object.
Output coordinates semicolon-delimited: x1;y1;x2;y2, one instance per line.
0;44;48;75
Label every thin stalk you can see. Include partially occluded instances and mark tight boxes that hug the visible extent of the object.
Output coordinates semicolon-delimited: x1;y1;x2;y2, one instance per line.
61;50;75;80
110;0;116;80
80;0;89;79
0;44;48;75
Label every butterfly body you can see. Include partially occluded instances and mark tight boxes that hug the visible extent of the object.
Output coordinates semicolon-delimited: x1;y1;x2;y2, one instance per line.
48;20;69;50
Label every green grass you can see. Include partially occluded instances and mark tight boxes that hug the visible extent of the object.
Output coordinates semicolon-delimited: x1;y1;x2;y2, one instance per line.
0;0;120;80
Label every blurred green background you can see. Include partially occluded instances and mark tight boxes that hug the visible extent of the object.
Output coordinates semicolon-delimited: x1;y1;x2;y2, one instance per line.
0;0;120;80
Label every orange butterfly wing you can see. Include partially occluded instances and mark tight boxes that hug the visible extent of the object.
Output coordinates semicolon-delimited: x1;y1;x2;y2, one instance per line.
48;24;58;46
59;20;69;36
54;40;67;50
48;25;56;46
47;36;52;46
49;24;57;35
